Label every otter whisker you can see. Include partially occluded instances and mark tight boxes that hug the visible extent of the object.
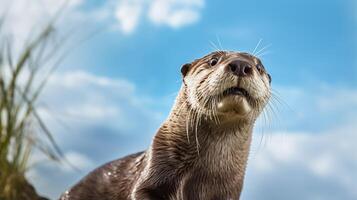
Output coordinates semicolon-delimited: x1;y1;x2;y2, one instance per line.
216;34;224;51
254;98;271;148
257;94;282;145
192;107;201;155
266;96;283;129
208;97;215;121
265;102;275;128
212;97;220;125
252;38;263;55
256;50;272;58
199;97;213;120
247;71;273;152
267;91;289;119
209;40;221;52
270;90;293;113
188;104;203;152
176;99;188;117
185;107;191;143
254;43;272;58
258;106;269;151
184;103;192;144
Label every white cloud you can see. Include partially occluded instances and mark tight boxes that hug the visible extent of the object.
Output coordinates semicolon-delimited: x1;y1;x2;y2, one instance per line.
258;84;357;133
0;0;84;46
148;0;204;28
39;70;162;134
308;153;336;177
114;0;143;34
49;70;135;91
244;121;357;199
0;0;205;40
112;0;205;33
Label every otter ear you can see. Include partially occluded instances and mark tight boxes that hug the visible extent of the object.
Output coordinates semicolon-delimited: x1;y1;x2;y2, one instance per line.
181;63;191;77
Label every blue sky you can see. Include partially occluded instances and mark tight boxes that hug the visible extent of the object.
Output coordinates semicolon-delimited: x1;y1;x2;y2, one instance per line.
1;0;356;199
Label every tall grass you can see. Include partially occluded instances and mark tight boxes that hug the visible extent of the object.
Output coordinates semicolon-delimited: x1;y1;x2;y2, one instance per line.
0;12;66;200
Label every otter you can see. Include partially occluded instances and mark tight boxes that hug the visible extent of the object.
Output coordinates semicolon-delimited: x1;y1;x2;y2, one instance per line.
59;51;272;200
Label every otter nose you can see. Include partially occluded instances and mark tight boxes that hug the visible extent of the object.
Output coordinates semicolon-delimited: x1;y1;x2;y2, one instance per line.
227;60;253;77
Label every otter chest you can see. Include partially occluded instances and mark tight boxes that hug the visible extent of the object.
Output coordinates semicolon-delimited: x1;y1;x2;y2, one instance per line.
174;131;250;200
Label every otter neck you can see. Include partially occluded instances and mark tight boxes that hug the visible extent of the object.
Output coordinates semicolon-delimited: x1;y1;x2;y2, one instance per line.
152;89;255;186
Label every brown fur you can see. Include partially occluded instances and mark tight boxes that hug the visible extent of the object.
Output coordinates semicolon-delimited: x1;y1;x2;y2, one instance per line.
59;51;271;200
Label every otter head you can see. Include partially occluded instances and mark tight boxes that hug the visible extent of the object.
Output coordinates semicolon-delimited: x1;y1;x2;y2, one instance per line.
181;51;271;124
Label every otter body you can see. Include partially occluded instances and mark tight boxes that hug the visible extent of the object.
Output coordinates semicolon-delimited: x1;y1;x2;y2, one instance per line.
60;51;272;200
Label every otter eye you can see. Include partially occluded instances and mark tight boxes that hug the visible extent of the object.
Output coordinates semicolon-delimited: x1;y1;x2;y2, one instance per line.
209;58;219;67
